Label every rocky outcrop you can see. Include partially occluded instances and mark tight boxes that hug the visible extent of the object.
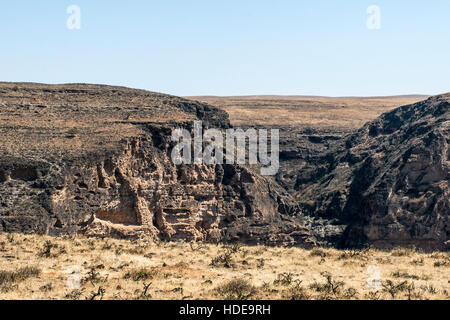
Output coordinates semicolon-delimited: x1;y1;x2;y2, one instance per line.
0;83;315;247
297;94;450;250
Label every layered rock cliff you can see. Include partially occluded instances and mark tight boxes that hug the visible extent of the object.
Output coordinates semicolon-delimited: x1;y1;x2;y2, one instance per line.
297;94;450;250
0;83;314;247
1;83;448;250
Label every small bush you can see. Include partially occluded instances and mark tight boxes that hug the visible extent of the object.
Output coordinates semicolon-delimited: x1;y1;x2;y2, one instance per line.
82;268;107;285
341;287;359;299
38;240;57;258
256;258;265;269
134;282;152;300
403;282;423;300
273;272;295;286
381;280;408;298
0;283;18;293
189;242;207;252
211;251;233;268
40;283;53;292
309;272;345;297
6;234;14;243
216;278;257;300
228;243;242;253
286;280;310;300
0;266;41;286
339;249;368;260
123;268;158;282
429;252;449;260
391;271;420;280
310;248;328;258
65;288;85;300
211;245;241;268
433;260;448;267
127;246;146;255
365;291;382;300
101;242;113;250
391;248;415;257
420;284;439;295
411;258;424;266
88;286;105;300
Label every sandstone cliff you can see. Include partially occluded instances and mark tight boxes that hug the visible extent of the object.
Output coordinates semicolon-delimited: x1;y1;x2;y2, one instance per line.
0;83;314;247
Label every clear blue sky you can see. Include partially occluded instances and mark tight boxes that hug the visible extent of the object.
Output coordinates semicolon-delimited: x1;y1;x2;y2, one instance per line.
1;1;449;96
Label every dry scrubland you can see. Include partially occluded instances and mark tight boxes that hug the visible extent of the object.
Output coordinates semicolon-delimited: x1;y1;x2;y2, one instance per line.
0;233;448;300
188;95;428;129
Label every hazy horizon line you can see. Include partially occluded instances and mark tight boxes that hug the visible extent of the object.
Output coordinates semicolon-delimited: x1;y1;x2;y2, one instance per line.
0;81;438;99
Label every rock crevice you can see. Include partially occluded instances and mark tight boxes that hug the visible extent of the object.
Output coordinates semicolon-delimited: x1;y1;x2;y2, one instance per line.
0;83;314;247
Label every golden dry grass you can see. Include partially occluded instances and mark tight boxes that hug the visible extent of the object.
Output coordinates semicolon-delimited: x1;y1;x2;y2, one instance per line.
0;233;448;300
187;95;428;129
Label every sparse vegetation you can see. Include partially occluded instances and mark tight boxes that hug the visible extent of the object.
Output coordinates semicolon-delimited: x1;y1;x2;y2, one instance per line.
191;96;426;129
286;280;310;300
37;240;63;258
123;268;158;282
381;280;409;299
82;268;107;285
391;248;416;257
0;266;41;293
309;272;346;298
210;244;241;268
434;261;449;267
216;278;257;300
310;248;328;258
88;286;105;300
274;272;295;286
0;233;447;300
391;271;420;280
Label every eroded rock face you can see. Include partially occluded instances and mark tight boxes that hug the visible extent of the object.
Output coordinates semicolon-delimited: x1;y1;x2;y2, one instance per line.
0;83;314;247
297;94;450;250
